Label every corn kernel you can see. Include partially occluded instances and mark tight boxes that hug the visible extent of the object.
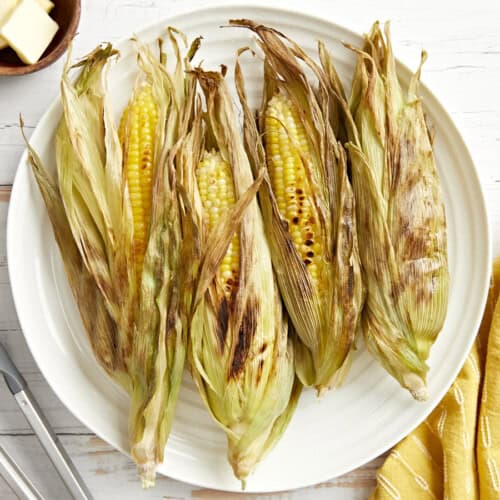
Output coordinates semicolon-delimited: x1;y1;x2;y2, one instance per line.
119;84;158;285
196;150;240;298
265;92;324;289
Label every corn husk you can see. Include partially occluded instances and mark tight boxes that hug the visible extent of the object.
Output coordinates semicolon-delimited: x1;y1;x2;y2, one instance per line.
54;45;136;376
328;22;449;400
25;31;201;487
182;68;301;485
23;119;120;377
232;20;364;394
125;31;200;487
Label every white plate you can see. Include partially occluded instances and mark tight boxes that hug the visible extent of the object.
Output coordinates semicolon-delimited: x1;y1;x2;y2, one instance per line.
7;2;491;493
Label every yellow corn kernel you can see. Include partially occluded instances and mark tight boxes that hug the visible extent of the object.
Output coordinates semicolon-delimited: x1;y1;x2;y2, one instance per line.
196;150;239;299
119;84;158;284
265;92;323;289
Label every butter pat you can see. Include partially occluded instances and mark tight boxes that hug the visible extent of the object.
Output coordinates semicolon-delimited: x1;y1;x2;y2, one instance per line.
0;0;17;49
0;0;59;64
0;0;53;50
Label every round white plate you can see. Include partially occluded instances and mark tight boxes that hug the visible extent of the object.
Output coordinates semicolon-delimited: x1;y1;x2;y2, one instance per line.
7;2;491;493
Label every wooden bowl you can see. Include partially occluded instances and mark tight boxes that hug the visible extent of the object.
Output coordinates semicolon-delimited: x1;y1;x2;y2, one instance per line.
0;0;81;76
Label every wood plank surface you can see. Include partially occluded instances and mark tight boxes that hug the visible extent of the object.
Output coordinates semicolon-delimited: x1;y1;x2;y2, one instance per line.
0;0;499;498
0;435;384;499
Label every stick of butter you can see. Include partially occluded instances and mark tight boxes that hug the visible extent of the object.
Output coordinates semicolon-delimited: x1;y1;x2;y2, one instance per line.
0;0;58;64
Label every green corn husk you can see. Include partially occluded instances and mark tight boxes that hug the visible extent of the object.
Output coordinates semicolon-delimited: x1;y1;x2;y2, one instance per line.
232;20;364;394
182;68;301;485
329;22;449;400
26;31;201;487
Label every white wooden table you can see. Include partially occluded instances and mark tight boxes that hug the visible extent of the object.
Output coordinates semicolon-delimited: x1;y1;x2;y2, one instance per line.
0;0;499;498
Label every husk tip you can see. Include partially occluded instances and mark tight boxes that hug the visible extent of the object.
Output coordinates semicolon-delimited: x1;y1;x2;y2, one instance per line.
403;373;428;401
316;386;328;399
411;387;429;402
137;461;157;489
229;453;253;488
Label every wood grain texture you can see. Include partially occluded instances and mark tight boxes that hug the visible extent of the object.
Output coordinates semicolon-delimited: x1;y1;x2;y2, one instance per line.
0;435;385;499
0;0;499;498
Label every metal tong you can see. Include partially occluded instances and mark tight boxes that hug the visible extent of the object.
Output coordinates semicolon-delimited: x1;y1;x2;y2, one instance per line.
0;343;92;500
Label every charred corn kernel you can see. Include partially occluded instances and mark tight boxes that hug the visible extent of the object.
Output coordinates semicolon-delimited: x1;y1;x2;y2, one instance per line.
196;150;239;298
265;92;323;289
119;84;158;283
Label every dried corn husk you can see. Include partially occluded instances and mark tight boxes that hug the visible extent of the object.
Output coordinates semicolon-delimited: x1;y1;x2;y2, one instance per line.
232;20;364;394
324;22;449;400
183;68;300;485
23;120;120;377
56;45;136;371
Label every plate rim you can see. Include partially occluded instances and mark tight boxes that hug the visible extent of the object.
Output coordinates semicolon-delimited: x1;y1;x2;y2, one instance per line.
7;0;492;492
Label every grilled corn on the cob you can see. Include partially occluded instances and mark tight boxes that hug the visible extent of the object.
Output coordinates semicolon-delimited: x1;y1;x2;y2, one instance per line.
233;20;364;393
125;33;200;487
341;22;449;399
29;32;201;489
185;69;300;484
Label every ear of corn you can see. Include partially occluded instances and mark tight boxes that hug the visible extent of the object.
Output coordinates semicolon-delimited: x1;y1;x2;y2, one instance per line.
338;22;449;400
125;32;201;487
185;69;299;484
232;20;364;394
30;33;202;490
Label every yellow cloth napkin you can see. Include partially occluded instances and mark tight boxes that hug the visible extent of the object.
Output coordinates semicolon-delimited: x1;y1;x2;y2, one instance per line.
372;259;500;500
